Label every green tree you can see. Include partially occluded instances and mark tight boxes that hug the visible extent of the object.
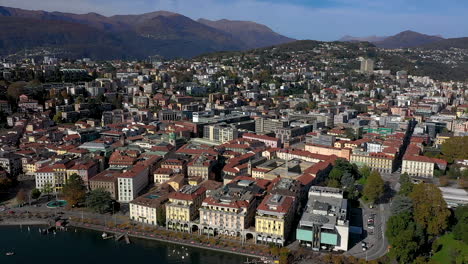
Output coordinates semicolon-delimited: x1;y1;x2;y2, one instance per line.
156;207;166;226
359;166;371;180
86;189;113;213
453;205;468;244
62;174;86;207
386;213;423;264
363;170;384;204
390;195;413;215
440;136;468;163
398;173;414;196
53;111;63;124
410;183;450;236
42;182;54;197
31;188;41;199
327;167;343;187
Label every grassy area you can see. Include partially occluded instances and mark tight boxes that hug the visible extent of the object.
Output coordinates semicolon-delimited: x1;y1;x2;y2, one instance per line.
432;233;468;264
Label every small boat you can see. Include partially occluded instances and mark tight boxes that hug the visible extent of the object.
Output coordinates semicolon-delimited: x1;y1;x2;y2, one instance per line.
102;232;108;238
5;252;14;256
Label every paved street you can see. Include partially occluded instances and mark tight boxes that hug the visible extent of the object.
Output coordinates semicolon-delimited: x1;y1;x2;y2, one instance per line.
345;174;398;261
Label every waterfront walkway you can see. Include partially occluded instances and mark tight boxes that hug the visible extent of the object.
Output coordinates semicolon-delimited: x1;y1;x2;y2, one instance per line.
71;221;274;261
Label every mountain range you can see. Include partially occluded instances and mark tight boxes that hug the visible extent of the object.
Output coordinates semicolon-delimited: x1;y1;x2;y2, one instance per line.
0;6;294;59
340;30;445;48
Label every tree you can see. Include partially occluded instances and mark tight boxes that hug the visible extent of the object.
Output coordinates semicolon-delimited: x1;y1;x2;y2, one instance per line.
340;172;355;189
16;189;27;204
0;178;13;192
42;182;54;196
7;81;26;101
31;188;41;199
62;174;86;207
363;170;384;204
390;195;413;215
328;167;343;187
453;205;468;244
53;111;63;124
359;166;371;180
156;207;166;226
440;136;468;163
86;189;113;213
398;173;414;196
386;213;423;264
410;183;450;236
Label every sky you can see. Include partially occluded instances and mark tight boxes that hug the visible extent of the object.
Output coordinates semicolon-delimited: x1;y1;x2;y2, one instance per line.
0;0;467;40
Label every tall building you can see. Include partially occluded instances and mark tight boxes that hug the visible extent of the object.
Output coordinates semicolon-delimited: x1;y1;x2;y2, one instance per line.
360;58;374;74
117;165;149;203
203;124;238;143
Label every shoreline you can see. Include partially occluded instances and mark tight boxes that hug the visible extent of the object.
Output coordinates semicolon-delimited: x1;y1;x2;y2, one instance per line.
0;219;270;261
72;222;268;260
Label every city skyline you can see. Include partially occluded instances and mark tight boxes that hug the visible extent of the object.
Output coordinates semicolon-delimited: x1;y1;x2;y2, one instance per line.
0;0;466;41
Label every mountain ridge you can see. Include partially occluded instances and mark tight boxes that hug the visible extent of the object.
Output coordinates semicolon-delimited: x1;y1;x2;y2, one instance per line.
339;30;445;49
0;6;293;59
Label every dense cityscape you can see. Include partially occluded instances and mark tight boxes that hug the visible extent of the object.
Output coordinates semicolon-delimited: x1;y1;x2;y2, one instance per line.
0;4;468;264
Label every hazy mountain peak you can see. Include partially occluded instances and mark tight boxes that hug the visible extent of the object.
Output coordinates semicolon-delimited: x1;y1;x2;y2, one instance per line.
197;18;294;49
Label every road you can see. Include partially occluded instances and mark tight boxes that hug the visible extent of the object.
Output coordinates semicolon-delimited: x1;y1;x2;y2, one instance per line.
345;173;398;260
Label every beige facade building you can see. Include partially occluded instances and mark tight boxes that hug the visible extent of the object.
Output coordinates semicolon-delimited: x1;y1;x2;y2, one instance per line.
166;185;206;232
350;152;395;174
198;176;269;239
89;169;121;199
129;187;170;226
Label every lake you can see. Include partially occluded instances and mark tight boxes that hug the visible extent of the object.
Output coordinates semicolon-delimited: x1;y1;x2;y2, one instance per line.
0;226;248;264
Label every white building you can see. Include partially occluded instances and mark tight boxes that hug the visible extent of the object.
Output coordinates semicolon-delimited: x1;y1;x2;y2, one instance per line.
117;165;149;203
35;166;55;191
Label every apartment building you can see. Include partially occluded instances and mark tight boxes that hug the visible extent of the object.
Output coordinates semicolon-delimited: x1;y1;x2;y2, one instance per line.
305;144;351;160
166;185;207;232
198;176;269;239
255;194;295;246
35;166;55;191
203;124;239;143
350;152;396;174
129;187;170;226
89;169;121;199
187;154;216;181
242;133;281;148
0;152;22;178
66;160;99;187
117;165;149;203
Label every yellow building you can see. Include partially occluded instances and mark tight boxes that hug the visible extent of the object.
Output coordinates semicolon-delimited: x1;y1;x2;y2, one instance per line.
255;194;295;246
435;133;452;147
166;185;206;232
350;152;395;174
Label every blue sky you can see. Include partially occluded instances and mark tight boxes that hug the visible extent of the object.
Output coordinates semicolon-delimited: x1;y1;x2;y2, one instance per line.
0;0;466;40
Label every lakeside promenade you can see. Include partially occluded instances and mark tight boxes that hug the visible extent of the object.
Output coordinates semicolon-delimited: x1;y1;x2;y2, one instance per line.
0;214;274;262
